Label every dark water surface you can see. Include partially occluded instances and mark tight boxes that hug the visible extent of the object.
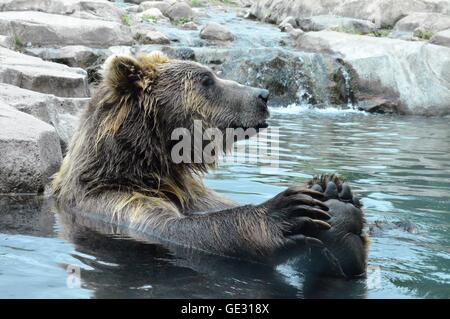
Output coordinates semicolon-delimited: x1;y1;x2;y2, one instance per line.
1;106;449;298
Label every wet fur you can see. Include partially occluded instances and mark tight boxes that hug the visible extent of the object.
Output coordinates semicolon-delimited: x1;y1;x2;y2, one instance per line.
52;52;368;271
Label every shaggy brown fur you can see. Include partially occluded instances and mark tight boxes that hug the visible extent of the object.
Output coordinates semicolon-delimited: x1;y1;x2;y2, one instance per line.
52;52;367;276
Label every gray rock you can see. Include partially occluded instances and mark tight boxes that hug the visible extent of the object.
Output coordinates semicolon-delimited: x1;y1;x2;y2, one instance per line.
24;45;109;69
135;30;171;44
0;102;62;194
0;34;13;49
181;21;199;30
297;15;377;34
160;46;195;60
165;2;194;21
138;8;170;23
0;0;127;22
295;31;450;115
200;22;235;41
250;0;450;28
430;28;450;47
393;12;450;34
194;48;326;105
391;12;450;40
0;11;133;47
0;83;89;148
289;28;304;40
125;0;149;4
0;47;89;98
279;16;297;32
138;1;171;14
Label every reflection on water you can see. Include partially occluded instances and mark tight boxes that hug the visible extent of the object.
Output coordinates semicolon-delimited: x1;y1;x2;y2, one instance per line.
0;107;449;298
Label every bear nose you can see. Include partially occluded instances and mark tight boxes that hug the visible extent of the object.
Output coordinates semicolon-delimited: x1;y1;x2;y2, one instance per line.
257;89;270;103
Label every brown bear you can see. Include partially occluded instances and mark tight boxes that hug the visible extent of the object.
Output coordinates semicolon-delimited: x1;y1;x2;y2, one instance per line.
51;52;368;278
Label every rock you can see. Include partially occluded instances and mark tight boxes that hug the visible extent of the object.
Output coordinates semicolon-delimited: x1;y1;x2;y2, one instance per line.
356;98;400;114
430;28;450;47
393;12;450;33
391;12;450;39
181;21;199;30
250;0;450;28
125;0;149;4
335;0;450;28
0;83;89;147
25;46;111;84
24;45;108;69
0;47;89;98
160;46;195;60
289;28;304;40
138;1;171;14
165;2;194;21
295;31;450;115
0;11;133;47
138;8;170;23
0;0;127;22
200;22;235;41
0;34;13;49
297;15;377;34
279;16;297;32
135;30;170;44
194;48;322;105
0;102;62;193
279;22;294;32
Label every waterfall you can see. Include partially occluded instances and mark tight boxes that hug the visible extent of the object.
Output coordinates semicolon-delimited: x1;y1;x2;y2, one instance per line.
340;65;355;109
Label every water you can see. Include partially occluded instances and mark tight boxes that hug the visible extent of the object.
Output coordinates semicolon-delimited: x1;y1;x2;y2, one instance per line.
1;107;449;298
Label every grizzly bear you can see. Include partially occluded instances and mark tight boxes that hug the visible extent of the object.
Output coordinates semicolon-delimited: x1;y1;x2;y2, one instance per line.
51;52;368;278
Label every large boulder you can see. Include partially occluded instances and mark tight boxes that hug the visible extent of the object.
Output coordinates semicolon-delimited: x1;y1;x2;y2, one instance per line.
200;22;235;41
165;2;194;21
24;45;110;83
24;45;108;69
250;0;450;27
295;31;450;115
392;12;450;39
0;84;88;147
0;47;89;97
0;0;127;22
297;15;377;33
0;102;62;194
430;28;450;47
0;11;133;47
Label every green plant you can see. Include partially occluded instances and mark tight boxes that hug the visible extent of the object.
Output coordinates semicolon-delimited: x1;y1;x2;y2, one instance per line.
332;25;364;35
210;0;234;6
415;29;433;40
14;35;23;51
141;14;157;23
370;29;391;37
172;16;193;26
121;14;131;26
189;0;203;7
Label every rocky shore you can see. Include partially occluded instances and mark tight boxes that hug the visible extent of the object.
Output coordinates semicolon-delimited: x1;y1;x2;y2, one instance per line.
1;0;450;194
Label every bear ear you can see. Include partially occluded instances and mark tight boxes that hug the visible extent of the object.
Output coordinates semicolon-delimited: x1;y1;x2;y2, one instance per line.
102;54;146;92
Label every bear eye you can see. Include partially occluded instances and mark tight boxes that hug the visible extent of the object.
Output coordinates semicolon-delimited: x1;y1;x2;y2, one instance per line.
201;74;214;88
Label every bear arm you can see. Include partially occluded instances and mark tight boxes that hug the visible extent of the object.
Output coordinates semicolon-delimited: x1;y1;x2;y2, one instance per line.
162;205;286;260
